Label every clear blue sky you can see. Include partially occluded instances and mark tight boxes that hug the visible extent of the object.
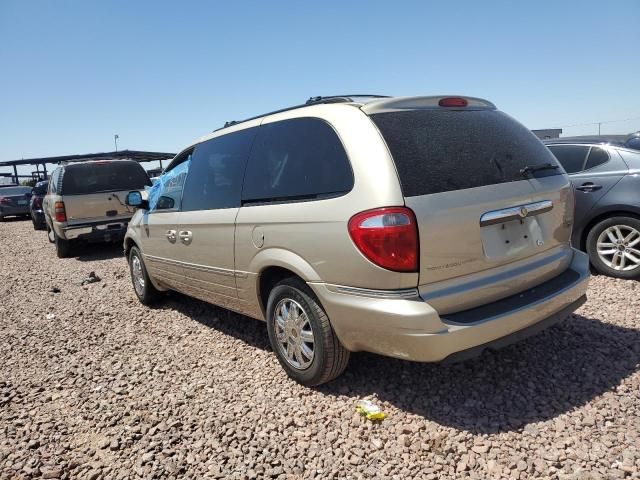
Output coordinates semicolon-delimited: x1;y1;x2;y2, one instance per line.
1;0;639;174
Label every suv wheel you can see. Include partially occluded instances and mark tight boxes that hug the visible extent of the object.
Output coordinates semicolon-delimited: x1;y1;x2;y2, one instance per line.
54;231;73;258
266;277;349;386
128;246;160;305
587;216;640;279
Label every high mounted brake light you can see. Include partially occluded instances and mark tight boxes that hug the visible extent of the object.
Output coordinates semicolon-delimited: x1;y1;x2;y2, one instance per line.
438;97;468;107
348;207;419;272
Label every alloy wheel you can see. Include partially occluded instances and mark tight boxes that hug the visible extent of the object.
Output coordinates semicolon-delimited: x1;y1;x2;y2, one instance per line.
596;225;640;271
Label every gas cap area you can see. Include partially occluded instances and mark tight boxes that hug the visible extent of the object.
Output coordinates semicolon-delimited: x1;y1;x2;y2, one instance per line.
252;227;265;248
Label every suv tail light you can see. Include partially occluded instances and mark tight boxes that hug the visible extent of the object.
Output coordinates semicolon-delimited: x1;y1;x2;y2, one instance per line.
54;201;67;222
348;207;419;272
33;197;43;209
0;197;10;205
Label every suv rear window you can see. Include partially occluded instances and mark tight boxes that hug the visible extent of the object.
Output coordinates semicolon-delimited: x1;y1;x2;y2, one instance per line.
61;162;150;195
371;110;562;197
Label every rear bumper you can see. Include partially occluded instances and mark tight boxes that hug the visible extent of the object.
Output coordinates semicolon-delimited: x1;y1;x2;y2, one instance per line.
0;205;30;217
62;220;129;241
309;249;590;363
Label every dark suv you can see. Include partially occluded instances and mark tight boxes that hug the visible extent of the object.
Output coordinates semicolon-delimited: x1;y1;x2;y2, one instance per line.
545;137;640;279
30;180;49;230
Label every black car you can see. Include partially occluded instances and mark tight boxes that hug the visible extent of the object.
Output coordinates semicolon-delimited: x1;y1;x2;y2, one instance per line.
545;137;640;279
30;180;49;230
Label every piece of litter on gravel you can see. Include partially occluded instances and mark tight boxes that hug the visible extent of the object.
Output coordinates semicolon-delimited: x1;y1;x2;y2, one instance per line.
49;287;61;293
80;271;102;286
356;400;386;421
45;314;56;320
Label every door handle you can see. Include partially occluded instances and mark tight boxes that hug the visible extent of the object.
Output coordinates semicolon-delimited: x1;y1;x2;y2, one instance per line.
165;230;177;243
575;182;602;193
178;230;193;245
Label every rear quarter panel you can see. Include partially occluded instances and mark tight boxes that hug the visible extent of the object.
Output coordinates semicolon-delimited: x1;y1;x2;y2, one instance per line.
234;105;416;315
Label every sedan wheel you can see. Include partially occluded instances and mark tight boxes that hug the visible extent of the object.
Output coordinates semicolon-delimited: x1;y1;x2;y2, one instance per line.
596;225;640;272
587;216;640;279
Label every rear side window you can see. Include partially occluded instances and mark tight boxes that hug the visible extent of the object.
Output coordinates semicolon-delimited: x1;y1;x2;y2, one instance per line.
584;147;609;170
242;118;353;203
547;145;589;173
49;168;62;194
371;110;562;197
61;162;150;195
181;127;257;211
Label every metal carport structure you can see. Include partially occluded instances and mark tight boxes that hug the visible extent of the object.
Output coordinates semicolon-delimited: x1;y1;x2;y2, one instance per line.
0;150;176;184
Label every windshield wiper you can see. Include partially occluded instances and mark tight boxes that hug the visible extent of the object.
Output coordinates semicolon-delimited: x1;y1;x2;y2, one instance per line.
520;163;560;177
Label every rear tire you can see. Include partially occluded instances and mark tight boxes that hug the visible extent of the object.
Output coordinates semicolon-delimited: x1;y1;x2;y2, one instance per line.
128;246;160;305
266;277;350;386
54;231;73;258
586;216;640;280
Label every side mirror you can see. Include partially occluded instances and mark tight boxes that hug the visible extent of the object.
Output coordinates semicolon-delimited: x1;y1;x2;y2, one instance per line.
126;191;148;209
156;195;175;210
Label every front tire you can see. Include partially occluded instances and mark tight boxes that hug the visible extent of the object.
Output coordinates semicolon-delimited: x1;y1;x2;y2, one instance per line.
128;246;160;305
46;223;55;243
586;216;640;279
266;277;350;386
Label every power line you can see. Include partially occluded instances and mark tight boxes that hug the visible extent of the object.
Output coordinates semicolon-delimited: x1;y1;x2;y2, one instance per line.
549;116;640;130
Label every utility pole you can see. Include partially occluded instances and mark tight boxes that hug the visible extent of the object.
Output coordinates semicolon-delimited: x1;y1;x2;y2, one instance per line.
114;134;119;152
598;123;601;136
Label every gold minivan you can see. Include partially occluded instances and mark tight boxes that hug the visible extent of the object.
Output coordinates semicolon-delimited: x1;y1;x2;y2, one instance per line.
124;95;590;385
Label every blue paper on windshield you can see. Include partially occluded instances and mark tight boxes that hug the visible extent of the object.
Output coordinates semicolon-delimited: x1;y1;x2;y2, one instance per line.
146;159;190;211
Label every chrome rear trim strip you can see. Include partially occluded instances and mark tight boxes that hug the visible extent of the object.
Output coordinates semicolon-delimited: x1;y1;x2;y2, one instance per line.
323;283;420;299
480;200;553;227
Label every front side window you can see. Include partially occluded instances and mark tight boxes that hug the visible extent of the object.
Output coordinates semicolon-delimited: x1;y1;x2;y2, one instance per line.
181;127;257;211
242;118;353;204
547;145;590;174
148;150;193;211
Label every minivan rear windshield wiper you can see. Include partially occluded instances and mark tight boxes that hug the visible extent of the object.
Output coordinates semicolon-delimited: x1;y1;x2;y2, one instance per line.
520;163;560;177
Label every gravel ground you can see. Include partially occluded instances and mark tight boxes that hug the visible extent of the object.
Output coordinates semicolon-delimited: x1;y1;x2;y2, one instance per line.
1;218;639;480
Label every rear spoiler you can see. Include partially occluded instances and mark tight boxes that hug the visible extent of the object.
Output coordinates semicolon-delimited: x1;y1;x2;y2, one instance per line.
360;96;496;114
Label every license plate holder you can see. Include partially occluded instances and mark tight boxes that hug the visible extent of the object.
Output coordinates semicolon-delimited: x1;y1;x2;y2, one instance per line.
481;217;544;260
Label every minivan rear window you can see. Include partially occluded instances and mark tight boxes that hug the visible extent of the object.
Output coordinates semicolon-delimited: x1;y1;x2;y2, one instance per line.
61;162;151;195
371;110;562;197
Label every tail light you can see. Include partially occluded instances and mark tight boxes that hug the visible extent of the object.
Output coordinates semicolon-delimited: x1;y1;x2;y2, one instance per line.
0;197;10;205
33;197;43;209
54;201;67;222
348;207;419;272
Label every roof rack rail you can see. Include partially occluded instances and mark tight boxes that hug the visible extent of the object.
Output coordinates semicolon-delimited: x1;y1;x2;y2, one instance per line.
305;94;390;105
214;94;390;132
